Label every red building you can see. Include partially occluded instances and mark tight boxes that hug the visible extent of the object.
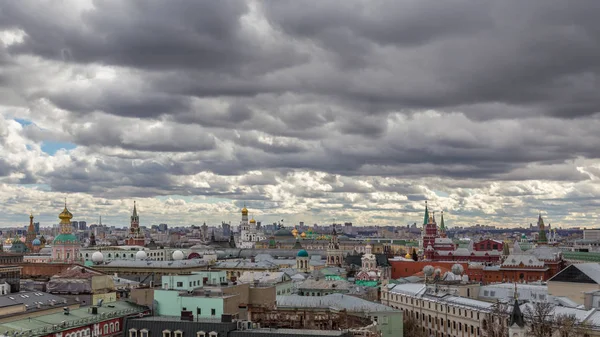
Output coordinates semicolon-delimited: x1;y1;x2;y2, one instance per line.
419;203;502;263
473;239;504;252
391;242;566;284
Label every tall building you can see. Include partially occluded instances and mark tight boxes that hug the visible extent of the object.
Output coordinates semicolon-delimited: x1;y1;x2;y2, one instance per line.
326;227;343;266
125;201;145;246
537;213;548;244
25;213;36;252
52;201;81;263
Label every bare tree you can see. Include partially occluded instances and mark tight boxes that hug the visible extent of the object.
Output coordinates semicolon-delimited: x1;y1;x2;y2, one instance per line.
554;313;591;337
483;301;509;337
403;314;426;337
525;302;554;337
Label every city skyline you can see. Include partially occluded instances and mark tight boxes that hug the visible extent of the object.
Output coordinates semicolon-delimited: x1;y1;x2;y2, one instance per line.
1;1;600;227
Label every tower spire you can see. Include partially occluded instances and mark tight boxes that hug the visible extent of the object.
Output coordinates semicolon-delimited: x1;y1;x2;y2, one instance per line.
509;283;525;328
423;201;429;225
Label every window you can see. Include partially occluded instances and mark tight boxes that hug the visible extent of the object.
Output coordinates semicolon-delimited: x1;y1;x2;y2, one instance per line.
163;330;172;337
116;322;120;331
174;330;183;337
104;325;108;334
197;332;206;337
211;309;216;316
141;329;149;337
208;332;217;337
177;282;183;287
129;329;138;337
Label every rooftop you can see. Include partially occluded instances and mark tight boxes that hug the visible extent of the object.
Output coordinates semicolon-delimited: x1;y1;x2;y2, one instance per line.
276;293;399;313
0;291;69;311
0;300;147;335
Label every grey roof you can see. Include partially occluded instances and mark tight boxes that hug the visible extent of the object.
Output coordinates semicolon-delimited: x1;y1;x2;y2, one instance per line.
297;279;351;291
97;259;208;268
276;293;399;313
230;329;349;337
214;249;326;259
126;316;239;337
0;291;68;311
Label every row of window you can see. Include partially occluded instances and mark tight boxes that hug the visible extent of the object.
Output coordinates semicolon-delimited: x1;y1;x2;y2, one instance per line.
383;291;483;319
129;329;218;337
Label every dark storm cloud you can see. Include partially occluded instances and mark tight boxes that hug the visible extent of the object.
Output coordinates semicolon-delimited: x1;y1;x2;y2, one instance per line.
2;0;600;226
0;0;305;72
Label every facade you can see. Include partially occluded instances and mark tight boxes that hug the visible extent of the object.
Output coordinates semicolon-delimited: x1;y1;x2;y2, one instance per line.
125;316;355;337
382;283;493;337
52;202;81;263
126;202;146;246
154;274;277;319
326;228;343;266
0;265;21;293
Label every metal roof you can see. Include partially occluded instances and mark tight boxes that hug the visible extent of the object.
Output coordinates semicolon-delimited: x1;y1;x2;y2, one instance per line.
0;300;146;336
276;293;399;313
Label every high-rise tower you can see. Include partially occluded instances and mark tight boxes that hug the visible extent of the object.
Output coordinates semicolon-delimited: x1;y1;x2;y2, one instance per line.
125;201;145;246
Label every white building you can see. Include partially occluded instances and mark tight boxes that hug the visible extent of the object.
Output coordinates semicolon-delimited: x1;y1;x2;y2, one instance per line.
238;206;266;249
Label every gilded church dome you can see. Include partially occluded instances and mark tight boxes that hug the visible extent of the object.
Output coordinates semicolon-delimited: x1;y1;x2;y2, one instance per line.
241;206;248;216
59;205;73;222
249;217;256;224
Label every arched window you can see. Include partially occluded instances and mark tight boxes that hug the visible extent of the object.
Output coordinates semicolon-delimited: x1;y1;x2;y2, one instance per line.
163;330;172;337
129;329;138;337
104;325;109;334
174;330;183;337
115;322;120;331
110;323;115;333
140;329;149;337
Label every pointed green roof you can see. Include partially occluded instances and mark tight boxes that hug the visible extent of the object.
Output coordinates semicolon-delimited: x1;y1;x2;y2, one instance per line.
537;213;548;244
440;211;446;231
423;201;429;225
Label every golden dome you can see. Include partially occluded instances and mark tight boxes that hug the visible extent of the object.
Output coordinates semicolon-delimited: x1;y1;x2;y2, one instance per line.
4;238;11;244
241;206;248;216
405;252;411;259
59;206;73;222
249;217;256;224
292;228;298;235
301;232;306;238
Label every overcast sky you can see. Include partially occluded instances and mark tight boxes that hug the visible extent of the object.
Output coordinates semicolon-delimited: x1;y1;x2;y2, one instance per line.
0;0;599;228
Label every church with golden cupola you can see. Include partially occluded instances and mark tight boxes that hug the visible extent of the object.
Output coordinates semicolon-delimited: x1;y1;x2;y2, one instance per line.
52;200;81;263
238;205;266;249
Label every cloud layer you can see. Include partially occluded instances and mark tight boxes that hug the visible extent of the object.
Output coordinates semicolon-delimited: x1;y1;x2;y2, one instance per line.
1;0;600;228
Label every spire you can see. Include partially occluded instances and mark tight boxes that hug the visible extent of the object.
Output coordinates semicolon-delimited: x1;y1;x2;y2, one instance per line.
509;284;525;328
537;213;548;244
132;201;138;218
423;201;429;225
439;211;445;230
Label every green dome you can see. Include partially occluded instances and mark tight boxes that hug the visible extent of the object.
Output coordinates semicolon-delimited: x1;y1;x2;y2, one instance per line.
53;233;79;245
297;249;309;257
